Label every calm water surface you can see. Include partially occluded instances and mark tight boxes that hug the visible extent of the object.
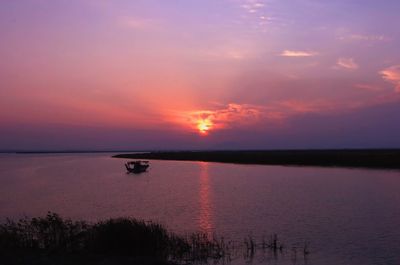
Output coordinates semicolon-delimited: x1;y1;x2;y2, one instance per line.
0;153;400;265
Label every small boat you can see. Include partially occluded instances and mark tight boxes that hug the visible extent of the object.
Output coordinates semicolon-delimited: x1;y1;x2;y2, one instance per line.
125;160;149;173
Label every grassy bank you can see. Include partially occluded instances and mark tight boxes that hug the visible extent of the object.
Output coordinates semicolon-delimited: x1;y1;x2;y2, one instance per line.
0;213;225;265
0;213;308;265
113;149;400;169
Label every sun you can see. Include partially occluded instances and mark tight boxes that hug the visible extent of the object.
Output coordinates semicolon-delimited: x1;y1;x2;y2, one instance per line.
197;119;212;135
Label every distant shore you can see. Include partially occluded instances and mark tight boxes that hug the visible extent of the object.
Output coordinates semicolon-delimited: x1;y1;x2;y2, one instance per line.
14;150;143;154
113;149;400;170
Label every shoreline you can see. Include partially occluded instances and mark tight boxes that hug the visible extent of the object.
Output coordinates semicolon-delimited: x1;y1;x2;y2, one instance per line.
113;149;400;170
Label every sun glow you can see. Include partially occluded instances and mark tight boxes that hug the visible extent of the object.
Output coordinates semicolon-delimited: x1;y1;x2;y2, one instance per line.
197;119;212;135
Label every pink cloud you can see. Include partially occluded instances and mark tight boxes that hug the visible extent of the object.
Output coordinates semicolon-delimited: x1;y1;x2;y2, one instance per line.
354;84;382;92
380;65;400;92
277;100;334;114
117;16;159;30
240;0;265;13
280;50;318;57
336;58;359;70
338;34;389;42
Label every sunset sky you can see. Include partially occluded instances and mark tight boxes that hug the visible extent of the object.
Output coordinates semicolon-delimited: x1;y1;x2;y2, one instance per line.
1;0;400;150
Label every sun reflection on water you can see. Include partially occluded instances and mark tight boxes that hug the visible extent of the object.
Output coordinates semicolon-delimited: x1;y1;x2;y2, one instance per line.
198;162;213;236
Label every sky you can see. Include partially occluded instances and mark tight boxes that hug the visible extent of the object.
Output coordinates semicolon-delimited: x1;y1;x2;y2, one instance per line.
1;0;400;150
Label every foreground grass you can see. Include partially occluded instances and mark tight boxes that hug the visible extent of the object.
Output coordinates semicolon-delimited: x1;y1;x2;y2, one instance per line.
113;149;400;169
0;213;226;265
0;213;310;264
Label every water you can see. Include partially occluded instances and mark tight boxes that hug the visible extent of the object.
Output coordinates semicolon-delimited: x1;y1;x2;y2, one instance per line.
0;153;400;264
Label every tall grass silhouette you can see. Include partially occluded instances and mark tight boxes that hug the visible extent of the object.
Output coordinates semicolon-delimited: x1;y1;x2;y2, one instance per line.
0;212;309;264
0;212;226;263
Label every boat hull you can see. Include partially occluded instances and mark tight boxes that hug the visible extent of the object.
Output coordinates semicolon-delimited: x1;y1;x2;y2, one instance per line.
125;162;149;173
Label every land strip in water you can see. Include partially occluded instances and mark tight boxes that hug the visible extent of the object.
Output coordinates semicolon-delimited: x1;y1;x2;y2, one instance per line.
113;149;400;170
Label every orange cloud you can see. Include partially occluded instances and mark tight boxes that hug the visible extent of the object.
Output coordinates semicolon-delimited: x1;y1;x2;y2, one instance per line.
168;100;339;134
280;50;318;57
380;65;400;92
168;99;369;134
169;103;264;134
166;88;400;135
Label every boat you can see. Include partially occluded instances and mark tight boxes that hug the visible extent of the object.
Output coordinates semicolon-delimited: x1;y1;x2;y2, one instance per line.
125;161;149;173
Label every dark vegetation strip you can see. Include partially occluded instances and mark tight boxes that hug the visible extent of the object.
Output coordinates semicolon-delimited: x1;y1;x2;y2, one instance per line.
15;150;143;154
0;213;308;265
0;212;226;264
113;149;400;169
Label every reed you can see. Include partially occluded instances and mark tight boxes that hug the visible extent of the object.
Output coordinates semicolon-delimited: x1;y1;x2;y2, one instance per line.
0;212;228;263
0;213;309;264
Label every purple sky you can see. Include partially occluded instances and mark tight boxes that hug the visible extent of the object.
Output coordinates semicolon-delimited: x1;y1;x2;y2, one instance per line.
1;0;400;150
